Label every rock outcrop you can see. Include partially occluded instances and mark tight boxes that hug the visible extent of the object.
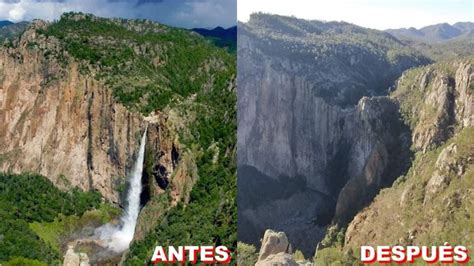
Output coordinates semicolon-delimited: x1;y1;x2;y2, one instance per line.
63;245;90;266
345;128;473;252
256;253;299;266
257;230;290;261
255;230;299;266
392;60;473;152
133;112;198;240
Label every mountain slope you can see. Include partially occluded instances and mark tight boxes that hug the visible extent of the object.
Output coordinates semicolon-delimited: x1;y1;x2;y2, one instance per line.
386;22;474;43
386;22;474;61
240;13;430;107
193;26;237;52
0;21;13;27
0;21;28;42
344;59;473;251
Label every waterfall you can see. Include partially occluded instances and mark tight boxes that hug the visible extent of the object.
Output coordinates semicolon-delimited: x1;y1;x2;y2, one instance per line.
96;127;147;253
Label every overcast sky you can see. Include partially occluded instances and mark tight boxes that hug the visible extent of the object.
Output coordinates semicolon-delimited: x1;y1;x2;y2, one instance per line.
238;0;473;30
0;0;236;29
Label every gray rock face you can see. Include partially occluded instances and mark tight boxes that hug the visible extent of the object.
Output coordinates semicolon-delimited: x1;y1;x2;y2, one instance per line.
392;60;473;152
238;14;423;255
425;142;468;203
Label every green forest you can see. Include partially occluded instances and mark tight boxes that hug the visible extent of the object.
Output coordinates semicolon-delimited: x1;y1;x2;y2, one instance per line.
38;12;233;114
0;173;102;265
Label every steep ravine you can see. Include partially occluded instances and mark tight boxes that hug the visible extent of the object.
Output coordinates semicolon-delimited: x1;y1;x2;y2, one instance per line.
343;59;473;256
237;14;429;256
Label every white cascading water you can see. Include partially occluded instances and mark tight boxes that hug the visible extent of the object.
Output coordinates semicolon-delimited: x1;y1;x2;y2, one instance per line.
96;127;147;253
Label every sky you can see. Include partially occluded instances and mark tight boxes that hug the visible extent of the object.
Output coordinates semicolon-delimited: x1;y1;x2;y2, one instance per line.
238;0;474;30
0;0;237;29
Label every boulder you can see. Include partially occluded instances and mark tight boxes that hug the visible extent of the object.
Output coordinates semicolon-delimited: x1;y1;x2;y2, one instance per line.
256;230;303;266
258;230;290;261
63;245;90;266
256;252;299;266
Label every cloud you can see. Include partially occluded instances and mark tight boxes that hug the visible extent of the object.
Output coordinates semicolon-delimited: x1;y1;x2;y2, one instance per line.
135;0;164;5
0;0;236;28
7;3;25;20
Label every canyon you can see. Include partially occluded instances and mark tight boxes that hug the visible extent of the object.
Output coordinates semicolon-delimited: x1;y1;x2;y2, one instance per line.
237;13;473;258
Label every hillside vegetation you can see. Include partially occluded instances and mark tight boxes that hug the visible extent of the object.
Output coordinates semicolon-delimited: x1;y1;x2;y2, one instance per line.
124;32;236;265
386;22;474;61
0;173;104;264
35;12;233;114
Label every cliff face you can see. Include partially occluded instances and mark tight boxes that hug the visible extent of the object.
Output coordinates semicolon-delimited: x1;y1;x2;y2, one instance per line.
392;60;473;151
344;59;473;253
0;20;193;209
134;112;198;241
333;96;412;224
0;23;146;203
0;13;236;264
237;14;427;255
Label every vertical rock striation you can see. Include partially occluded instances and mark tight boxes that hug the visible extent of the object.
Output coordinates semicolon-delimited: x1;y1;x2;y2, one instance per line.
0;21;168;204
237;14;427;255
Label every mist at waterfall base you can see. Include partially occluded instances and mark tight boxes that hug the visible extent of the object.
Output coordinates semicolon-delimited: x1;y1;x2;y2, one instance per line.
95;128;147;253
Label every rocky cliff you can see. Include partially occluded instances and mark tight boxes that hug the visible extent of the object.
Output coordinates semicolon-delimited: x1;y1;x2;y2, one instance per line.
392;60;473;151
343;59;473;256
0;21;146;203
0;21;192;207
0;11;231;206
237;14;429;255
0;13;236;264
